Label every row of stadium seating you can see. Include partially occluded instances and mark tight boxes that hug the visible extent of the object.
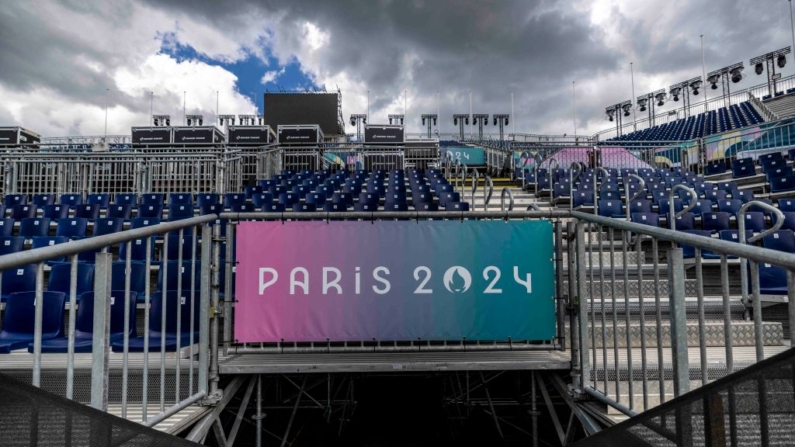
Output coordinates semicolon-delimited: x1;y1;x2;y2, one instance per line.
0;289;199;354
608;101;763;142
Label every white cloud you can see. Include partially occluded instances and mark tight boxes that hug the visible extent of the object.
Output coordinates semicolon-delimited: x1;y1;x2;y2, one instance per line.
261;68;286;85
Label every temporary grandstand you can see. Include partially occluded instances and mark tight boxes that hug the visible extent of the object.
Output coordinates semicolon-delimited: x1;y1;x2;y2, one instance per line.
4;47;795;447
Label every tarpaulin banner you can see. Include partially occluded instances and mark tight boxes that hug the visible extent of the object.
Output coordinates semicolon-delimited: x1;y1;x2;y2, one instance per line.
443;147;485;165
234;220;556;342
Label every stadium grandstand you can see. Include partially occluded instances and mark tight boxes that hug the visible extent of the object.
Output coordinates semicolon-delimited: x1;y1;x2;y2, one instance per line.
5;28;795;447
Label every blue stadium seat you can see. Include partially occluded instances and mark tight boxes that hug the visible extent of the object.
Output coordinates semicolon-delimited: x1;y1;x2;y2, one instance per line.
137;204;163;220
31;236;70;263
742;212;767;232
168;193;193;207
114;193;138;206
704;190;728;202
157;261;201;292
770;176;795;193
111;261;147;298
92;217;124;237
163;234;194;261
223;193;246;209
42;204;69;220
631;213;660;227
690;200;714;216
332;192;354;206
447;202;470;212
731;160;756;179
196;193;219;208
0;219;13;237
87;194;110;208
673;212;696;231
199;203;222;216
111;290;200;353
75;204;100;220
168;204;194;221
439;192;460;207
293;202;317;212
48;263;94;297
323;203;348;212
415;202;439;211
251;193;274;209
682;230;719;259
0;237;24;256
762;230;795;253
717;200;743;216
716;181;738;191
34;290;137;353
20;217;51;239
627;199;652;214
107;204;132;220
385;202;409;211
4;195;27;208
278;192;300;207
0;291;66;353
358;192;380;206
702;212;730;232
598;200;623;218
232;203;256;213
10;204;36;220
767;167;794;182
772;211;795;231
1;265;37;301
658;199;683;217
32;194;55;207
59;194;83;208
733;190;755;203
354;203;379;212
56;218;88;239
573;191;594;208
262;203;286;213
305;192;326;205
141;193;165;205
757;263;788;295
705;162;727;176
778;198;795;212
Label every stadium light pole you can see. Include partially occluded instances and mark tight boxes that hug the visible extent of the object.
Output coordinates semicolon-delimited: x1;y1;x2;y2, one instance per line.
636;90;666;128
511;90;515;140
469;90;473;139
453;114;470;141
350;114;367;141
751;48;791;98
630;63;637;132
790;1;795;58
572;81;577;140
669;77;702;119
701;35;708;105
421;114;438;138
707;62;744;108
472;114;489;140
605;100;632;137
183;91;186;126
150;91;154;126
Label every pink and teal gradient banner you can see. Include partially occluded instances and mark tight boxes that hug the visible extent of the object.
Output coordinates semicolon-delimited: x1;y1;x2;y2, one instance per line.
234;220;556;343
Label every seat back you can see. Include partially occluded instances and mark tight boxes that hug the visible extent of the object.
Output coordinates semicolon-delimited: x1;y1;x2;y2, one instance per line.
75;291;137;338
56;218;88;239
47;263;95;296
42;204;69;220
2;265;37;299
110;262;147;295
148;290;202;335
137;204;164;219
59;194;83;207
168;193;193;207
87;194;110;208
10;204;37;220
2;291;66;339
0;237;24;256
157;261;202;293
107;204;132;220
114;194;138;205
168;204;194;221
0;218;14;237
20;217;51;239
75;204;100;220
762;230;795;253
141;193;165;205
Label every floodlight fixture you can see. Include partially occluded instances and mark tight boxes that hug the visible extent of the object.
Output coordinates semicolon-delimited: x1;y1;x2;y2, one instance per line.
756;63;765;75
186;114;203;127
636;98;648;112
670;77;702;118
670;87;682;101
689;79;702;95
421;114;438;138
654;90;667;107
453;114;470;140
730;66;744;83
152;115;170;127
778;54;787;68
218;114;235;127
350;114;367;140
751;47;791;97
388;114;404;125
605;106;616;122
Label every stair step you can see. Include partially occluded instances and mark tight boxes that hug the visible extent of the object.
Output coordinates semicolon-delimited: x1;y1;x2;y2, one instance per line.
562;278;700;298
579;321;783;349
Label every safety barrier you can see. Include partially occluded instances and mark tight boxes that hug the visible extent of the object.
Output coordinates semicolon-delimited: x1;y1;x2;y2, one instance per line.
0;215;216;425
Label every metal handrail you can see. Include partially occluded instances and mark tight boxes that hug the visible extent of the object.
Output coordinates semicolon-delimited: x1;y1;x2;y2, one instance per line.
484;176;494;211
470;169;480;205
625;174;647;222
738;200;786;316
593;166;609;216
500;188;514;212
571;211;795;270
568;162;583;211
667;184;698;232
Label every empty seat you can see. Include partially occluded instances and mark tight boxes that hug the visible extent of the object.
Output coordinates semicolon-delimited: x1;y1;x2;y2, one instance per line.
0;237;24;256
1;265;37;301
111;261;147;297
742;212;767;232
658;199;683;217
231;203;256;213
628;199;653;214
157;261;202;292
772;211;795;231
107;204;132;220
141;193;165;205
87;194;110;208
0;219;14;237
196;193;219;208
92;217;124;237
673;212;696;231
682;230;719;259
168;193;193;206
278;192;300;207
702;212;730;232
137;204;163;219
31;236;70;263
757;263;788;295
251;193;274;209
114;193;138;205
446;202;470;212
19;217;51;239
59;194;83;208
56;218;88;239
733;190;755;203
690;200;714;216
47;262;94;297
223;193;246;209
111;290;200;353
32;194;54;207
262;204;286;213
353;203;379;212
0;291;66;353
10;204;37;220
34;290;137;353
200;203;222;215
42;204;69;220
631;213;660;227
323;203;348;212
293;203;317;212
731;160;756;179
770;176;795;193
4;194;27;208
163;234;195;261
415;202;439;211
168;204;194;221
778;198;795;212
762;230;795;253
717;199;743;216
74;204;100;220
598;200;623;218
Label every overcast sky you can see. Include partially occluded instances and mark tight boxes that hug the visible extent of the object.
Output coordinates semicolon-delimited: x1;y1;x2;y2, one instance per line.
1;0;794;139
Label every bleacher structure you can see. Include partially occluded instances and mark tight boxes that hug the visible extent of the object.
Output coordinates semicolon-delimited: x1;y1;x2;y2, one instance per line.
6;67;795;446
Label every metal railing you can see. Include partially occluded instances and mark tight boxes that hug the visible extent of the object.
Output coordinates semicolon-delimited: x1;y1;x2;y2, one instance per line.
0;215;216;425
570;209;795;418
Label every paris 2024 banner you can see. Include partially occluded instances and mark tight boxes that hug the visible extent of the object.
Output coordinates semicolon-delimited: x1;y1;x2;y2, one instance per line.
234;220;555;342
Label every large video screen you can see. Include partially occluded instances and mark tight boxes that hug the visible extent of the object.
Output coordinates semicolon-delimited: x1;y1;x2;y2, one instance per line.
264;93;339;135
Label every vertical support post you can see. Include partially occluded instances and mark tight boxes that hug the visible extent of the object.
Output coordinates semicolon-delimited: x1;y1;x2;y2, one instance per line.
531;371;538;447
668;247;690;396
199;223;212;397
703;392;727;447
224;221;235;355
32;262;45;387
90;252;113;411
555;221;565;350
256;374;263;447
576;221;590;389
209;222;221;397
567;222;581;388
